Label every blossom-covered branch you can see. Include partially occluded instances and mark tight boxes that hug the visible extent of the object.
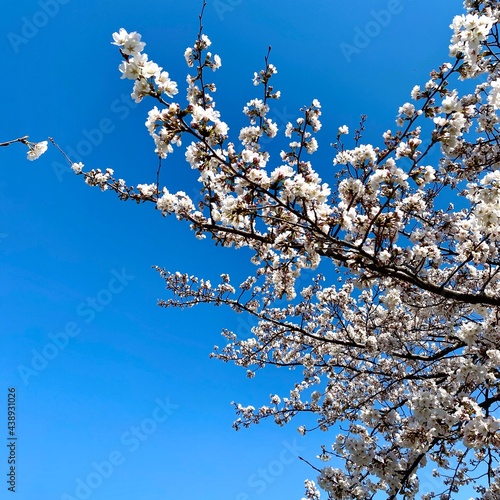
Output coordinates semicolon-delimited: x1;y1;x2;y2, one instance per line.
16;0;500;498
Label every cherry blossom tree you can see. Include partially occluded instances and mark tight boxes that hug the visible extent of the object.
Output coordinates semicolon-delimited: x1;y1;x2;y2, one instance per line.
6;0;500;498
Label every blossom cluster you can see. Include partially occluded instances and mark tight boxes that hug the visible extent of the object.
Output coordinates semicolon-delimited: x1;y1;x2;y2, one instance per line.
449;11;495;78
27;140;48;161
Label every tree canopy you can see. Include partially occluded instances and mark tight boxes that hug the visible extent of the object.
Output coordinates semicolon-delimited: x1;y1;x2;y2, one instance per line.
5;1;500;498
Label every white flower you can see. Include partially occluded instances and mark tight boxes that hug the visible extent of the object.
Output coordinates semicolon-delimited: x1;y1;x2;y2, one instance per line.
488;78;500;110
27;141;48;161
378;250;391;264
411;85;421;100
239;126;262;145
111;28;146;56
270;394;281;405
184;47;194;67
142;60;161;79
155;71;178;97
71;162;84;174
265;119;278;138
157;190;176;214
422;165;436;184
137;183;157;197
200;34;211;48
111;28;129;46
441;93;459;113
243;98;269;120
305;137;318;154
398;102;415;117
337;125;349;135
212;54;222;70
131;78;150;103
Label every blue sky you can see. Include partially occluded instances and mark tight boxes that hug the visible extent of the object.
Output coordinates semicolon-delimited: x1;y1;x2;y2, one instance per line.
1;1;465;499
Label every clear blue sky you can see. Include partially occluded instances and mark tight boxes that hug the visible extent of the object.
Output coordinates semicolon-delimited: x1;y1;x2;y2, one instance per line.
1;1;465;499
